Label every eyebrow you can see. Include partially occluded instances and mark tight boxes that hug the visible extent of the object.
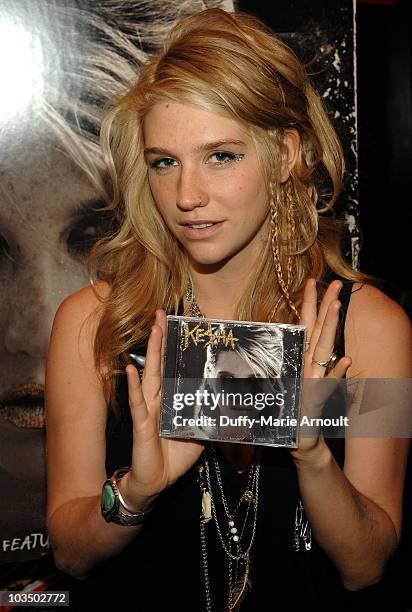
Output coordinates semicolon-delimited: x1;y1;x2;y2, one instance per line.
69;197;106;218
217;370;256;379
144;139;247;157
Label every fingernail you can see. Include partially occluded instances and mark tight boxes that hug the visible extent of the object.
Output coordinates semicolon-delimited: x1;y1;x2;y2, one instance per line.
129;354;146;367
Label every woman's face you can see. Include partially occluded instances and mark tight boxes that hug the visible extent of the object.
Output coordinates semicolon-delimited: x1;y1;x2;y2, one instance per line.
0;143;106;549
212;350;273;415
144;102;270;274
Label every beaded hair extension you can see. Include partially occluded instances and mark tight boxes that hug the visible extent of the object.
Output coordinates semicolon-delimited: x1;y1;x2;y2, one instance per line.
285;181;296;289
269;182;300;322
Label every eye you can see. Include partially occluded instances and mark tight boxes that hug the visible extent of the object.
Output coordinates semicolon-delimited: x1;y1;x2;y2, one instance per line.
0;233;15;265
217;371;235;379
149;157;178;171
66;204;116;260
208;151;245;165
0;233;7;258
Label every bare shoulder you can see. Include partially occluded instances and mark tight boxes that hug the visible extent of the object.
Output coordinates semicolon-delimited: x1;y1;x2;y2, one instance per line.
50;281;110;350
54;280;111;327
48;280;112;384
344;283;412;377
346;282;411;340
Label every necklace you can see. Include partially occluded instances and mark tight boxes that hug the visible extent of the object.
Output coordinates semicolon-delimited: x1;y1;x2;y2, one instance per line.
197;445;261;612
185;274;311;609
185;275;261;611
184;274;204;318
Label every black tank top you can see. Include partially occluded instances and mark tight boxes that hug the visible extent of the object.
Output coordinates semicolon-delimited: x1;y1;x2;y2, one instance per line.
82;282;359;612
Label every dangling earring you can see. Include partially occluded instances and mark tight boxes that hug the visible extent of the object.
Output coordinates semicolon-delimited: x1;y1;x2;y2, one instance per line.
269;181;300;322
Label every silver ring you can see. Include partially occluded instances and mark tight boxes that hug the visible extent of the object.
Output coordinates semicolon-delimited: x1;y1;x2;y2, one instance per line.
312;352;338;369
304;341;310;351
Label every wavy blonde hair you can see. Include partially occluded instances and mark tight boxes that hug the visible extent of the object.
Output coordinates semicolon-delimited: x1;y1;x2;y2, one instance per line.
91;8;368;399
203;326;284;380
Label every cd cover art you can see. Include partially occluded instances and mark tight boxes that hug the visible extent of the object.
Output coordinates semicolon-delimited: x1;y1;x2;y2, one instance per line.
160;316;306;447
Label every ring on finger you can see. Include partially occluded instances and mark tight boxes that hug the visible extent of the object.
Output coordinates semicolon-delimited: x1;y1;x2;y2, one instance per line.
312;351;338;370
304;340;310;352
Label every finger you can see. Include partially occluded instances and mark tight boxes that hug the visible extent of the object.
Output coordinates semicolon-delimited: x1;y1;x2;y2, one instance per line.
155;309;167;377
141;324;163;402
155;309;167;336
310;300;341;377
327;356;352;379
309;280;342;350
301;357;350;427
143;324;162;376
300;278;317;339
126;364;148;427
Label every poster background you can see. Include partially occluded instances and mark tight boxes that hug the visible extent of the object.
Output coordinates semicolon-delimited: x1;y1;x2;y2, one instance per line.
0;0;234;567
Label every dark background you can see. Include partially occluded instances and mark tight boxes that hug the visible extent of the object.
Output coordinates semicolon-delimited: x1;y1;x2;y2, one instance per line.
356;0;411;317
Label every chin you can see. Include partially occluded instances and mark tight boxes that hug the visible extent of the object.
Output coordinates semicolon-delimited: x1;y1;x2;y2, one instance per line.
187;247;233;268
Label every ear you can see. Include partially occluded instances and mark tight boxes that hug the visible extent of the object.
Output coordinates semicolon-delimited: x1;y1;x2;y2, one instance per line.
279;129;300;183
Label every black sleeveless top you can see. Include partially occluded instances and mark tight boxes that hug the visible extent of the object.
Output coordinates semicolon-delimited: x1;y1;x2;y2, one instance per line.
71;281;390;611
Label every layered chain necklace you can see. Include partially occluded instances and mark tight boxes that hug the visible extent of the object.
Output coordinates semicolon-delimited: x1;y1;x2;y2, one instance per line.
197;445;261;612
184;276;262;612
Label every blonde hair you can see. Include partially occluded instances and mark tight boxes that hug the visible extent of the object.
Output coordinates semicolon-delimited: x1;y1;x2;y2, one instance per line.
91;8;368;399
203;326;284;380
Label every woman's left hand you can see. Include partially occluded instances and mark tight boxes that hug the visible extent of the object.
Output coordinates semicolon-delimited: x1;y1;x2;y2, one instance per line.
290;278;352;459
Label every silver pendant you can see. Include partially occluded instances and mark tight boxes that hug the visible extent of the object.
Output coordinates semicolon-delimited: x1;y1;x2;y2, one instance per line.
202;491;212;522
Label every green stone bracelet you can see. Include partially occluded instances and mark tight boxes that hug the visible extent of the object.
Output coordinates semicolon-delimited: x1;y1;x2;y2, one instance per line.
101;467;147;526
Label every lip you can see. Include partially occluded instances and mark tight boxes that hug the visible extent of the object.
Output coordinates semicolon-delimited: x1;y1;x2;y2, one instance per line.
180;221;224;239
0;383;45;429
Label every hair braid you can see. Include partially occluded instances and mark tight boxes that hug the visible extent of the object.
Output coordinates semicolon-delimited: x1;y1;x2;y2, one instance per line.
269;183;300;322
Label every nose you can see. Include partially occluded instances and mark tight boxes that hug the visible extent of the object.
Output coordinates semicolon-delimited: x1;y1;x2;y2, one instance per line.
176;165;209;211
4;250;76;361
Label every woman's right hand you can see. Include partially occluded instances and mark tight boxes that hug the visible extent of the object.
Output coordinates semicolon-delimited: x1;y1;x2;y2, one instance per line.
120;309;204;511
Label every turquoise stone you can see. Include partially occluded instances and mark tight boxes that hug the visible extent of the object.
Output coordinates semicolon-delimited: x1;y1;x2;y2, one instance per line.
102;483;115;513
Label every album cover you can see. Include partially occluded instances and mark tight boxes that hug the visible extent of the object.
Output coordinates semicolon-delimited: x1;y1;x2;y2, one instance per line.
160;316;306;447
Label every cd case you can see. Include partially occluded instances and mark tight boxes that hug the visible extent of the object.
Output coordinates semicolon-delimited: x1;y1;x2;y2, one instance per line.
160;316;306;447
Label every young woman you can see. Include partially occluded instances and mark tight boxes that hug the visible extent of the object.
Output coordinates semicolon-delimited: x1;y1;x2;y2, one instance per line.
45;8;411;611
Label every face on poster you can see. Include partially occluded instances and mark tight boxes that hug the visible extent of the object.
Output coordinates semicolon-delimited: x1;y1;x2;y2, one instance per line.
0;0;234;562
